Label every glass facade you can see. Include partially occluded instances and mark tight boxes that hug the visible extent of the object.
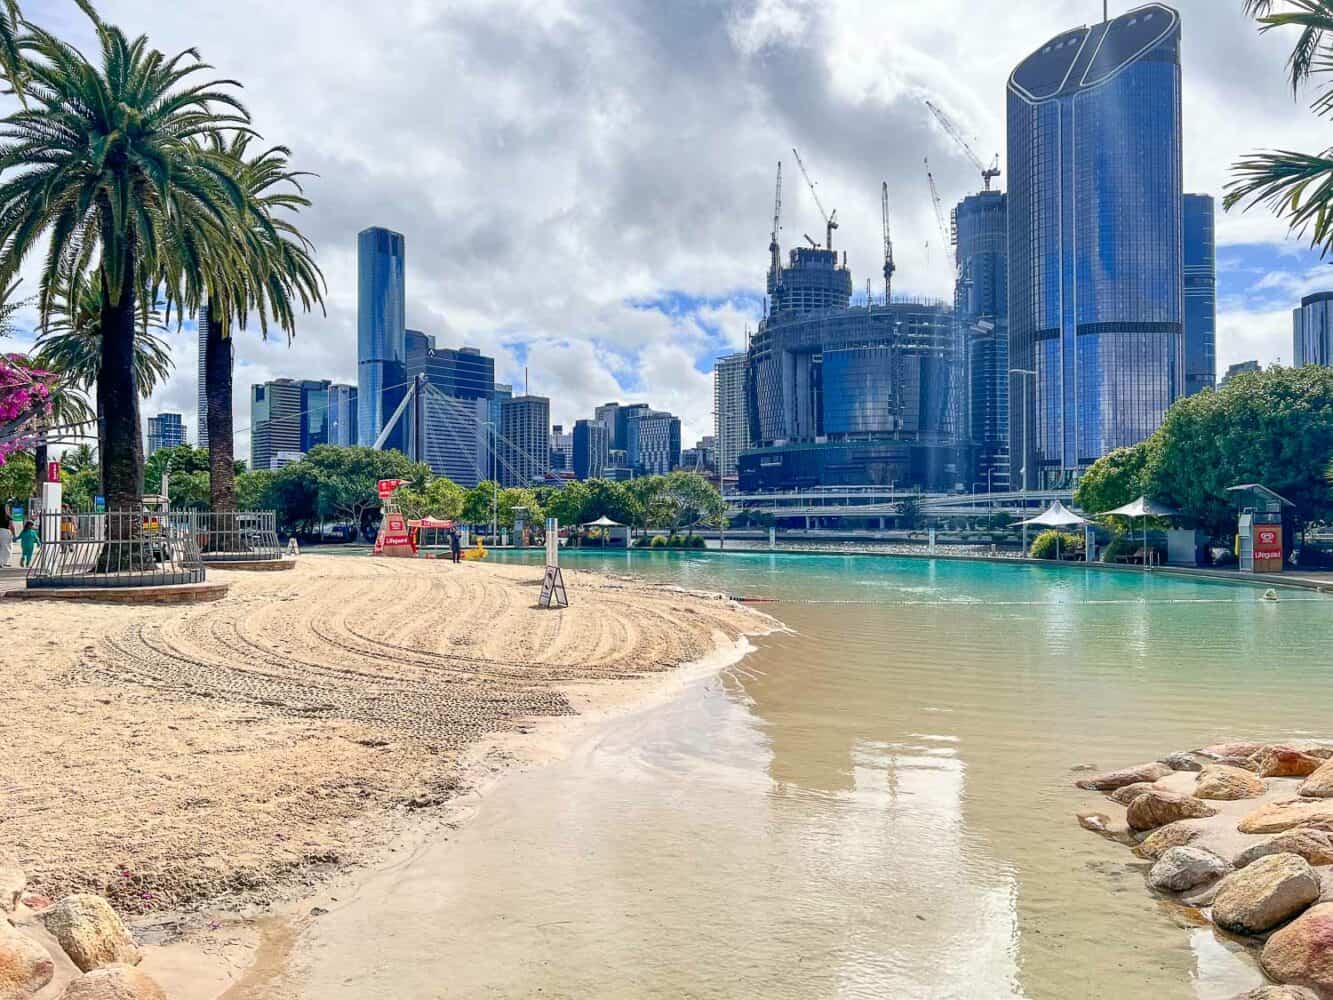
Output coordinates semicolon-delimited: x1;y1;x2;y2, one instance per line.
250;379;303;472
1007;3;1183;487
300;379;331;451
357;227;406;450
712;353;750;480
327;384;358;447
955;191;1009;491
146;413;185;456
1293;291;1333;367
573;419;609;480
1183;194;1216;394
499;395;550;486
626;410;682;475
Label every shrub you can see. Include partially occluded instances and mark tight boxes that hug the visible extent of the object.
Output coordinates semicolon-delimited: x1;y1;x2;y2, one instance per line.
1030;529;1084;560
649;534;669;548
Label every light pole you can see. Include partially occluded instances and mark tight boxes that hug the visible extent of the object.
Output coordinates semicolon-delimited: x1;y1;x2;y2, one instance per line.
1009;368;1037;554
483;420;498;544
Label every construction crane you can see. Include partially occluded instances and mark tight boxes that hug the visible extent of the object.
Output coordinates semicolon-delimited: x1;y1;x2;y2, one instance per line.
881;181;896;304
925;158;949;247
925;99;1001;192
791;146;838;250
769;161;783;277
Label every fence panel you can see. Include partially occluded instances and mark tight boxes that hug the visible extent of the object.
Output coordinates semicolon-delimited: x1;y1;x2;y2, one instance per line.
189;511;281;563
25;510;205;588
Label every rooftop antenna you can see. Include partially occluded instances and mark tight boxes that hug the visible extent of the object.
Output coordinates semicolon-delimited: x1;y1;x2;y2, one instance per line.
1104;1;1109;22
792;147;838;251
525;366;529;396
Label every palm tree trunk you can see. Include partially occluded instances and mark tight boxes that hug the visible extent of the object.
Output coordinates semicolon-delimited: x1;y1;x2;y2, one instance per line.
98;253;144;523
205;308;236;512
34;441;48;491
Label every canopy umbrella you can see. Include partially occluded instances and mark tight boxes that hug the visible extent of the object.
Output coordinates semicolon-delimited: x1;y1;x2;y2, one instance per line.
1016;501;1090;561
1098;496;1179;569
581;515;624;528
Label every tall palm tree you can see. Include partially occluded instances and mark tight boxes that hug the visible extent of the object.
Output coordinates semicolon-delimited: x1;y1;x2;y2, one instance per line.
169;134;324;512
1228;1;1333;250
0;19;250;519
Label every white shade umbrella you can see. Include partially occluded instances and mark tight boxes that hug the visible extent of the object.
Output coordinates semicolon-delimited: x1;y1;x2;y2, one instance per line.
581;515;624;528
1098;496;1179;570
1016;501;1089;561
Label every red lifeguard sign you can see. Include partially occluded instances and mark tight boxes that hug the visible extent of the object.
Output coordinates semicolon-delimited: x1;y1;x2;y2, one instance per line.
1254;525;1284;572
378;478;405;499
374;511;415;557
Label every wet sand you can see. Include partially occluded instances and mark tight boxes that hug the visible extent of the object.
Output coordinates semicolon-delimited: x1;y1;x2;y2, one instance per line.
0;553;771;996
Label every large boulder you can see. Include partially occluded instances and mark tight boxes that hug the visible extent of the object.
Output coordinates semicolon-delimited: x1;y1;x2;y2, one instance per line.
1213;853;1322;936
0;919;55;999
1109;782;1160;805
1147;846;1232;893
1261;902;1333;997
39;895;140;973
1075;762;1174;791
1255;746;1327;779
1127;790;1218;832
1230;986;1321;999
1135;821;1203;861
0;855;24;915
1240;801;1333;835
1237;829;1333;870
1160;752;1205;773
1197;765;1268;801
56;965;167;1000
1201;741;1267;761
1300;761;1333;799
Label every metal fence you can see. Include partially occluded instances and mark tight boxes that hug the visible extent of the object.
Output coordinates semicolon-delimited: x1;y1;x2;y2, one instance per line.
25;510;205;589
188;511;281;563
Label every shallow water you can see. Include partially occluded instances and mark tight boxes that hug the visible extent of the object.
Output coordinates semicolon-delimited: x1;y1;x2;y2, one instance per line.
293;553;1333;999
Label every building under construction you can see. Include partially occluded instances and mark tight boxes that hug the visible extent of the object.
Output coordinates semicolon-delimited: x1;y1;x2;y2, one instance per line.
738;161;968;493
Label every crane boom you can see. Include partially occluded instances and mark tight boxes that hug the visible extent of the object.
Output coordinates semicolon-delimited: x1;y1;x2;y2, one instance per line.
925;158;949;247
769;161;783;276
791;146;838;250
881;181;895;303
925;99;1001;192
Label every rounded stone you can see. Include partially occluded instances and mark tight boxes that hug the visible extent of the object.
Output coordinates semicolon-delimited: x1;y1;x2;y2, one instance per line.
1147;846;1232;893
1213;853;1321;936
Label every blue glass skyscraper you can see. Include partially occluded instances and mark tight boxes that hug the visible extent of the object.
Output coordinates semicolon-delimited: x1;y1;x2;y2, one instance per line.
357;227;407;450
956;190;1009;492
1183;193;1216;395
1007;3;1183;488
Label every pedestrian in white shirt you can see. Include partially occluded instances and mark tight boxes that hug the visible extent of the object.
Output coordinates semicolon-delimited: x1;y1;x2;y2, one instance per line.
0;524;12;567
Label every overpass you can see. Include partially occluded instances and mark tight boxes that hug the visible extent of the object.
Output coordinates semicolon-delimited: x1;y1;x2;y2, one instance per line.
725;487;1077;523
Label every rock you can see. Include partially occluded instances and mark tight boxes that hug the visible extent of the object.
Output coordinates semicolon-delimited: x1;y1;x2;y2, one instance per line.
56;965;166;1000
1135;821;1203;861
1213;853;1322;936
1241;801;1333;835
39;895;140;973
1237;829;1333;869
1075;761;1174;791
1197;765;1268;801
1109;782;1160;805
0;855;24;914
1300;760;1333;799
1255;746;1327;779
1075;812;1135;846
1231;986;1321;999
1201;741;1266;760
1160;752;1204;772
0;920;55;999
1261;902;1333;997
1127;790;1218;832
1147;846;1233;893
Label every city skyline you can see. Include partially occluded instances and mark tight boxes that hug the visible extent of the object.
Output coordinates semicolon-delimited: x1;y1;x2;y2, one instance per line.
6;0;1327;463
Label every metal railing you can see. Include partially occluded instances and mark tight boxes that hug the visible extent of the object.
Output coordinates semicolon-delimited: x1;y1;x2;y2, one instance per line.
188;511;281;563
25;510;205;589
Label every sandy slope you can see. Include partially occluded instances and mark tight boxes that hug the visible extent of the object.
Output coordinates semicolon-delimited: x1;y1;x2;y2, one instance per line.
0;554;766;917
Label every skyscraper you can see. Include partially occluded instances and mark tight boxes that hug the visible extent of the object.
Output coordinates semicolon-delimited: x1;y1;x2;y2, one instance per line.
146;413;185;456
499;395;550;486
955;190;1009;491
626;410;681;475
328;384;358;446
713;353;750;481
251;379;303;471
594;403;622;450
549;424;572;474
1007;3;1183;488
357;227;407;450
299;379;332;450
1184;193;1217;394
1293;292;1333;367
572;418;609;480
418;345;495;486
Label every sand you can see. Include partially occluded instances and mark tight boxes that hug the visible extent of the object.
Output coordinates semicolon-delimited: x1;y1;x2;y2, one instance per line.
0;554;769;933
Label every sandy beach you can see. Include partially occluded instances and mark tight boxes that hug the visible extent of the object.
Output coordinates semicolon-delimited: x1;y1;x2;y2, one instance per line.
0;553;771;995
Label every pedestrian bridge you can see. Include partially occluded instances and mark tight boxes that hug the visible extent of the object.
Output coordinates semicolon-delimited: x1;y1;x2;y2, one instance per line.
725;487;1077;521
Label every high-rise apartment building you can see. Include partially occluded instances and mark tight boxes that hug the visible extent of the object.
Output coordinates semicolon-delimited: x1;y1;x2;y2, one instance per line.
955;190;1009;492
549;424;572;474
572;418;609;480
626;410;681;476
417;345;495;486
713;353;750;481
1184;193;1217;394
357;227;407;450
1007;3;1183;488
146;413;185;456
299;379;332;451
1293;292;1333;367
594;403;621;450
328;384;358;446
499;395;550;486
251;379;304;471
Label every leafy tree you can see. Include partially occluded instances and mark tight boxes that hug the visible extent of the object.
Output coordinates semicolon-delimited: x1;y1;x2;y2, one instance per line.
0;448;32;504
0;16;252;518
1229;1;1333;250
234;468;275;512
395;477;464;521
583;478;641;527
264;464;317;533
300;445;427;528
144;444;210;494
1074;444;1155;515
461;480;498;527
658;470;726;537
544;480;589;528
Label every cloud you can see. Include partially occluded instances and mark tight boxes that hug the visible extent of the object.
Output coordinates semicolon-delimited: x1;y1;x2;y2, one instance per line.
11;0;1327;458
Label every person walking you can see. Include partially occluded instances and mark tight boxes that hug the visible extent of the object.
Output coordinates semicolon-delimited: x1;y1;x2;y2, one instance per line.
0;522;12;568
449;528;462;565
18;520;40;568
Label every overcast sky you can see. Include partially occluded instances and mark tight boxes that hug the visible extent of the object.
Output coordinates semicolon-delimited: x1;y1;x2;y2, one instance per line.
12;0;1331;458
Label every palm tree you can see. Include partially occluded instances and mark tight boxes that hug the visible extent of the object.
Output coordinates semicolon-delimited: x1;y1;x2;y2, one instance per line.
170;134;324;512
1228;1;1333;250
0;18;251;519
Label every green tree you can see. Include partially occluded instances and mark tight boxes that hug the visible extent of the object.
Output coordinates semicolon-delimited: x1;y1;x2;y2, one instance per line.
300;445;427;528
583;478;640;527
144;444;210;494
395;476;464;521
234;468;275;512
461;480;498;527
658;470;726;537
544;480;589;528
1074;443;1155;515
1228;1;1333;250
0;449;33;504
0;17;252;519
264;464;317;533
